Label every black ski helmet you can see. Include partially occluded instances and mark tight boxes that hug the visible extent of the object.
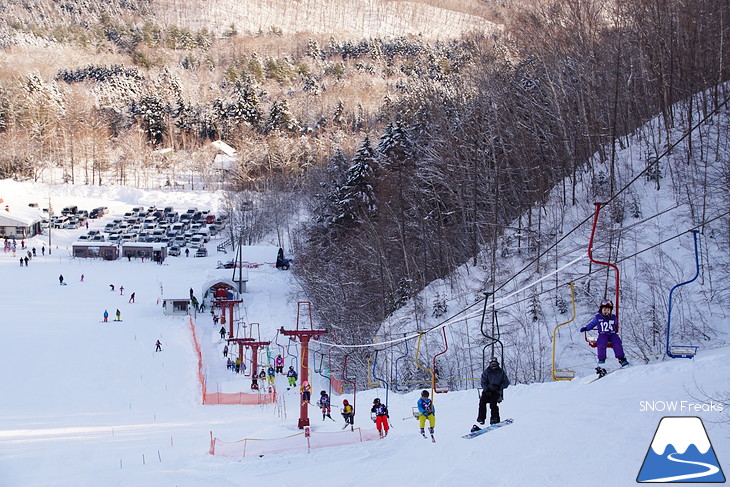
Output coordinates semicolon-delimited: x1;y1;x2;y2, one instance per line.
321;390;327;396
421;390;429;397
374;398;380;404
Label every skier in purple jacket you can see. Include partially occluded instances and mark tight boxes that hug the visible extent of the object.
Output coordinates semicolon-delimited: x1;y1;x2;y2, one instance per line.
580;300;629;366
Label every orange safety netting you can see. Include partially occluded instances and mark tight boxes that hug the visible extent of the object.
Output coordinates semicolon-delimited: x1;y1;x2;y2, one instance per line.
204;390;277;405
189;316;207;400
330;376;344;394
188;316;277;405
210;428;382;457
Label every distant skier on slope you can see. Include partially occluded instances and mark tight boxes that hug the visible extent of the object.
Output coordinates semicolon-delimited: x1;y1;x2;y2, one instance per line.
580;299;629;367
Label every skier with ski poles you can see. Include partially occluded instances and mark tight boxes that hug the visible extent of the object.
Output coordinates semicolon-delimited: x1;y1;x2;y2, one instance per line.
417;390;436;442
371;398;390;438
341;399;355;431
318;391;334;421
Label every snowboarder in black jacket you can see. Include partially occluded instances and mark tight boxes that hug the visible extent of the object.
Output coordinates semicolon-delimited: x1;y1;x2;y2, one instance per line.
477;357;510;426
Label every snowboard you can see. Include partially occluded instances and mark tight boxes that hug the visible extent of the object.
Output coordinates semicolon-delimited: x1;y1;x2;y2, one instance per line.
462;418;513;439
587;363;628;383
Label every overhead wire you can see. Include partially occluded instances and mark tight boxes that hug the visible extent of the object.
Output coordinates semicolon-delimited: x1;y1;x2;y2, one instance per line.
314;95;730;352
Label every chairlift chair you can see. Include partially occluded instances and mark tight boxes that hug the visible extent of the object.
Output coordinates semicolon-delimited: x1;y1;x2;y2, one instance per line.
393;334;410;392
552;283;577;381
585;202;620;350
666;230;701;359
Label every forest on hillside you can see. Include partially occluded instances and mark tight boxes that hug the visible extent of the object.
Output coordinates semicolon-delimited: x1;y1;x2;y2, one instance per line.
292;0;729;351
0;0;728;381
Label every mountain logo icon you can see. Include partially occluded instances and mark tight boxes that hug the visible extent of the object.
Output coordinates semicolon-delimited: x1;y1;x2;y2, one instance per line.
637;416;726;483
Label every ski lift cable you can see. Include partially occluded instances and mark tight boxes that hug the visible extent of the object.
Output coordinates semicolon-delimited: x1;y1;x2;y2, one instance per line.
493;211;729;311
318;254;585;350
312;210;728;352
491;94;730;298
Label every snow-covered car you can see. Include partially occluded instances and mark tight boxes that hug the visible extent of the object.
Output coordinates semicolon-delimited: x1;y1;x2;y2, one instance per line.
168;246;181;256
194;247;208;258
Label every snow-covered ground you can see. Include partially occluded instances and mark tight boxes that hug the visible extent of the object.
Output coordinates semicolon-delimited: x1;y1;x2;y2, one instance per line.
0;179;728;486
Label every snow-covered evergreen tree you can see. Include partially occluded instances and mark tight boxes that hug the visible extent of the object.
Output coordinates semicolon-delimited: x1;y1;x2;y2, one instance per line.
330;137;378;228
265;99;300;134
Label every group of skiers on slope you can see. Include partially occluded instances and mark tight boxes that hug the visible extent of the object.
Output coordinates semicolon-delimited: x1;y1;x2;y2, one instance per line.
217;299;625;437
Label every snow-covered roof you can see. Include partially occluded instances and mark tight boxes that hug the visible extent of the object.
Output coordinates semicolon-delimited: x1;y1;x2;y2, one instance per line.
121;242;166;250
0;202;44;226
211;140;237;156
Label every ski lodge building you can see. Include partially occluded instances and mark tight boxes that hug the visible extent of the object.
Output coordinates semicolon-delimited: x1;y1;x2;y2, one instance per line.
0;200;44;239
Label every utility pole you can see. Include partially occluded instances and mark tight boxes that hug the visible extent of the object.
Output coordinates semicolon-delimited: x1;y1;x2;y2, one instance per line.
47;196;53;255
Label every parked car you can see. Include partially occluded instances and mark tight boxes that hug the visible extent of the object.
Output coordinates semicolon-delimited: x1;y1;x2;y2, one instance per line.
194;247;208;258
168;246;181;256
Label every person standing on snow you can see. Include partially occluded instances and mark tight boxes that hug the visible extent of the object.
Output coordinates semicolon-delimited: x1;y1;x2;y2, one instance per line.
476;357;510;427
371;398;390;437
417;390;436;440
115;309;121;321
128;292;135;303
59;274;64;285
155;340;162;352
580;299;629;367
103;310;109;322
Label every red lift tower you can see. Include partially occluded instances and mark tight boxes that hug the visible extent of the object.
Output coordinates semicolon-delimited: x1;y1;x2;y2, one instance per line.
214;295;243;339
279;301;327;429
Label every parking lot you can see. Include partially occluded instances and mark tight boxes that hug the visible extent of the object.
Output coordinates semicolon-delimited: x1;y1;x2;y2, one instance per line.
56;205;228;257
